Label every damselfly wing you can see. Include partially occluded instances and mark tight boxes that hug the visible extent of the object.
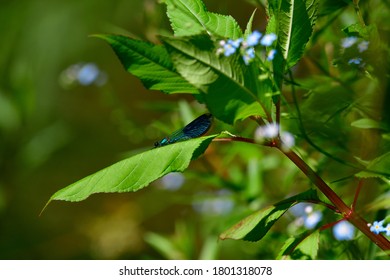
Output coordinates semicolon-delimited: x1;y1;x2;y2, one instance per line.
154;113;213;147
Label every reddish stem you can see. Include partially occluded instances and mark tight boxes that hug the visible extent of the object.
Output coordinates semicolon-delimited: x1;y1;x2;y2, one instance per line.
282;149;390;252
213;137;255;144
351;179;364;212
213;136;390;252
320;219;344;232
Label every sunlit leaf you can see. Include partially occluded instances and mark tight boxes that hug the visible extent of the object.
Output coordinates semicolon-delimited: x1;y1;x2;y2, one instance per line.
356;152;390;180
144;232;185;260
219;189;319;241
351;118;388;130
95;34;199;94
366;192;390;212
162;34;270;124
342;23;371;39
268;0;319;68
244;9;257;37
162;0;242;39
44;135;217;207
278;230;320;260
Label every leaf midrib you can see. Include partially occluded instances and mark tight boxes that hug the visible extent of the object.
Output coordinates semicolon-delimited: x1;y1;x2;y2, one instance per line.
164;38;262;108
178;0;210;34
107;35;181;80
283;0;294;59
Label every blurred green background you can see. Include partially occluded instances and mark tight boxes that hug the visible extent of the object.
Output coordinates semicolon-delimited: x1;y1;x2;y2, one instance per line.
2;0;389;260
0;0;275;259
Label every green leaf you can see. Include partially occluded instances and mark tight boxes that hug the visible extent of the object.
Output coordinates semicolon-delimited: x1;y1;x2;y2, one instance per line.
318;0;349;17
161;0;242;39
278;230;320;260
219;189;319;241
268;0;319;68
245;158;263;200
244;9;257;37
351;118;388;130
144;232;184;260
266;14;285;90
161;34;270;124
44;135;217;207
342;23;370;39
366;192;390;212
94;34;199;94
356;152;390;180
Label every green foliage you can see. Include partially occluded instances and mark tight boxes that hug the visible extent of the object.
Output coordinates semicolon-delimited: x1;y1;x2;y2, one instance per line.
220;189;319;242
162;0;242;38
268;0;319;68
94;34;199;94
161;34;269;123
46;135;216;204
356;152;390;180
278;230;320;259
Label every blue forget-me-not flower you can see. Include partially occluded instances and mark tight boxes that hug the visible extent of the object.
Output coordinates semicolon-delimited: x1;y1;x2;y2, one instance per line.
370;220;385;234
385;223;390;236
333;220;355;241
260;33;277;46
245;30;262;47
217;31;277;65
267;49;277;61
341;37;358;48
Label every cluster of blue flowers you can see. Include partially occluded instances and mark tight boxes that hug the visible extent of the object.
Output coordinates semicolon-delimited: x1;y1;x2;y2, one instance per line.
341;36;369;52
289;203;358;241
289;203;323;229
370;220;390;236
59;62;107;88
217;31;277;65
254;123;295;151
341;36;370;66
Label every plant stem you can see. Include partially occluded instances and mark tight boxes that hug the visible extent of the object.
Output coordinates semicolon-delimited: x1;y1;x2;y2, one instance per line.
213;136;255;144
282;149;390;252
353;0;366;27
214;136;390;253
275;97;281;127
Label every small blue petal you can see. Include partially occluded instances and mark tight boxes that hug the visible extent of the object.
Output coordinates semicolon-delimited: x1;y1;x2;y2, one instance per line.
78;63;100;85
242;47;255;65
260;33;277;46
161;172;185;191
280;131;295;151
370;220;385;234
341;37;358;48
254;123;279;141
222;38;243;56
246;47;255;58
348;57;362;65
228;38;243;49
289;203;310;217
358;41;369;52
385;224;390;236
192;190;234;215
223;45;237;56
267;49;277;61
333;221;355;241
304;211;322;229
246;30;262;47
243;55;251;65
